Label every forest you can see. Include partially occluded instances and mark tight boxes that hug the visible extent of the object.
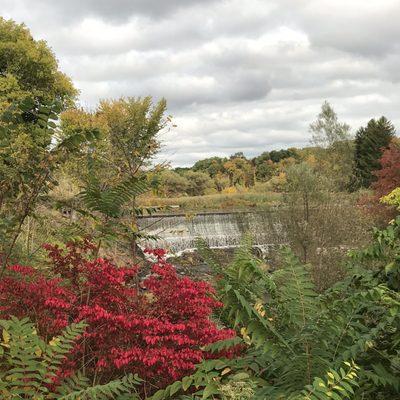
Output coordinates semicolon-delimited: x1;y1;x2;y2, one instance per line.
1;17;400;400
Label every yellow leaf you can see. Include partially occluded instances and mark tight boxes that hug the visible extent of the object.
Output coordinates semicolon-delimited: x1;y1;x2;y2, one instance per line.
49;337;61;347
2;330;10;344
221;368;231;376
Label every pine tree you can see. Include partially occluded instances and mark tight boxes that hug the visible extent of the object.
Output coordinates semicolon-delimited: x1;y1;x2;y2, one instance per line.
353;116;396;188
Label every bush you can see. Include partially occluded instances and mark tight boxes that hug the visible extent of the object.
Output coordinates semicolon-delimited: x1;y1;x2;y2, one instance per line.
184;170;215;196
0;240;234;394
159;170;189;196
0;317;142;399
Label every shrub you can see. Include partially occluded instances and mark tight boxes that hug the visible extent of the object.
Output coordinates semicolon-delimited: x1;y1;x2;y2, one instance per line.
0;240;234;394
184;170;215;196
0;317;142;399
179;236;400;399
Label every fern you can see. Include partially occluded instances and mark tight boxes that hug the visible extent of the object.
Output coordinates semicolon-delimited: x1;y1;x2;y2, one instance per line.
79;175;148;218
198;236;292;353
55;373;142;399
298;361;360;400
193;235;400;400
272;248;317;332
0;317;141;399
0;317;86;398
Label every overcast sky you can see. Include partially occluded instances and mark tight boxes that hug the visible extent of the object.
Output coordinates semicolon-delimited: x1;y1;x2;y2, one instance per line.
2;0;400;166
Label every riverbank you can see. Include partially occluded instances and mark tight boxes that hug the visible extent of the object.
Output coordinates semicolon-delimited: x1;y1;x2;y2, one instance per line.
137;191;281;212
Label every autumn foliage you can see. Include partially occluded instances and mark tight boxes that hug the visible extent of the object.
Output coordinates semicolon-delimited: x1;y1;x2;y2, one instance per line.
372;141;400;199
0;240;233;391
357;141;400;222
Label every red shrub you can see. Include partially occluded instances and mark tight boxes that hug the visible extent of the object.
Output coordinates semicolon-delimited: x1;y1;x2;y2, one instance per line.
358;141;400;223
0;241;234;390
372;141;400;198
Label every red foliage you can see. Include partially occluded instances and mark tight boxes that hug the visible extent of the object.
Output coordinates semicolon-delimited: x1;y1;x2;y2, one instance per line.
0;241;234;390
358;141;400;223
372;141;400;198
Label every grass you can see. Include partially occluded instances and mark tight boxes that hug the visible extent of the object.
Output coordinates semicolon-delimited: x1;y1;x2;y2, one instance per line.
137;190;281;213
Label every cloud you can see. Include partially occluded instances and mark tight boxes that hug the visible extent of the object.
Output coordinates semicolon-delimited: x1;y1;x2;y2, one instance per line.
2;0;400;166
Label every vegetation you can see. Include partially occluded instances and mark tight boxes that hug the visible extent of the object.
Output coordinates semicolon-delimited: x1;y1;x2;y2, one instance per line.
353;117;396;189
160;232;400;399
0;17;76;111
0;242;233;396
1;16;400;400
0;317;142;399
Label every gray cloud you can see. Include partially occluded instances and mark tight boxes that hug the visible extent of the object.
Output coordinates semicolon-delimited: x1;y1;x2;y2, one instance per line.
2;0;400;166
3;0;219;23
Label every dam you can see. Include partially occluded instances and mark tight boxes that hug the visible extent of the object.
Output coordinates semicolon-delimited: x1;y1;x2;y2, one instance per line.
137;210;287;255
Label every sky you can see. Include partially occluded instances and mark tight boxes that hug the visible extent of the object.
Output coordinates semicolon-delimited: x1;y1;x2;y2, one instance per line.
2;0;400;166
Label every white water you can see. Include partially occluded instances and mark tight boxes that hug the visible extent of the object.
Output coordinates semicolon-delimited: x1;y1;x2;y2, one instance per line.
137;211;286;256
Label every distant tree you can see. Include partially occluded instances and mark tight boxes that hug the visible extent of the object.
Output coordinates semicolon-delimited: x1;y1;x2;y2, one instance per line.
214;173;230;192
0;17;77;112
174;167;190;175
372;140;400;199
269;149;298;163
159;170;189;197
353;117;396;188
230;152;246;159
310;101;351;148
252;152;274;181
192;157;227;178
309;101;354;190
224;157;254;187
255;160;276;182
281;162;369;290
184;171;214;196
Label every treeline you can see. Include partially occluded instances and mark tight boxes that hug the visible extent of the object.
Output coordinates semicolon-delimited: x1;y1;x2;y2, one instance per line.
150;103;397;198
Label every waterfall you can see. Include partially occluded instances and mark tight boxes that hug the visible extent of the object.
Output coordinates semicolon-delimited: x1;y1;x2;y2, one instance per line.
137;211;286;255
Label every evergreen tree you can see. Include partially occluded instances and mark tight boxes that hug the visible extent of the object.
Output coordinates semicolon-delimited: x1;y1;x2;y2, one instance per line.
353;117;396;188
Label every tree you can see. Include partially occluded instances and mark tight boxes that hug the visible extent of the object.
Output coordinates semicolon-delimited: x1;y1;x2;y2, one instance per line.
184;170;214;196
353;116;396;188
310;101;351;148
309;101;354;190
192;157;227;178
280;162;370;289
0;18;77;112
159;170;189;196
372;140;400;199
0;19;84;270
98;97;167;178
230;152;246;159
0;99;98;273
223;157;254;187
269;148;298;163
59;97;169;258
252;152;275;181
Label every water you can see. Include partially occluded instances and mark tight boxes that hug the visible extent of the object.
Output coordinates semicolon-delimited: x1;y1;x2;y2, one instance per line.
137;211;286;256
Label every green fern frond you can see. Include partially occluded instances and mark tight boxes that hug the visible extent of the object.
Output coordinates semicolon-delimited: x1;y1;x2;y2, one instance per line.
0;317;141;400
202;336;244;353
79;175;148;218
56;373;142;400
272;248;317;331
299;361;360;400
